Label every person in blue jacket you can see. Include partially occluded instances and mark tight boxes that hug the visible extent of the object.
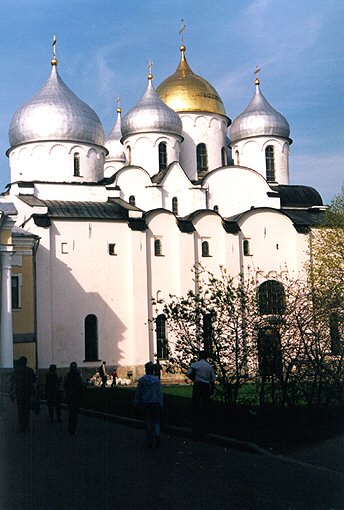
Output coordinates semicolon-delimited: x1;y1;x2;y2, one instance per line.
134;361;163;447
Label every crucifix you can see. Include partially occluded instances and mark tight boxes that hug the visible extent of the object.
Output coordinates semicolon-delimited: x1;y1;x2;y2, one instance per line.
254;64;261;83
179;19;186;45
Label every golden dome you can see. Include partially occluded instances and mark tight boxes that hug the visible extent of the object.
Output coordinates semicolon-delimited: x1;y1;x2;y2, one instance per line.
157;45;227;117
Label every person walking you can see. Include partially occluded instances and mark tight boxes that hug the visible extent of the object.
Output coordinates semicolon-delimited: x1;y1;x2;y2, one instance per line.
99;361;108;388
10;356;37;432
45;364;62;422
134;361;163;447
187;351;216;437
64;361;83;435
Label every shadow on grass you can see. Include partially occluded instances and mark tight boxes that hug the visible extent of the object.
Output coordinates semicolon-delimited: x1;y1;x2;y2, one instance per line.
81;385;344;453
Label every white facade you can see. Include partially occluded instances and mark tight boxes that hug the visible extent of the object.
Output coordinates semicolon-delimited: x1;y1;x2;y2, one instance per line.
2;46;324;374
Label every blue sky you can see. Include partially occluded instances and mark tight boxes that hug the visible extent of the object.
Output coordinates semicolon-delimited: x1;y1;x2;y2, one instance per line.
0;0;343;204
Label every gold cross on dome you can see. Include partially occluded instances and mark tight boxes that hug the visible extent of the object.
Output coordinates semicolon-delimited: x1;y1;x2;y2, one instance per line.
179;19;186;44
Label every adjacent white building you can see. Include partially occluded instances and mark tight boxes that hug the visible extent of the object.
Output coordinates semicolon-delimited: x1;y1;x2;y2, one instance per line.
2;43;325;376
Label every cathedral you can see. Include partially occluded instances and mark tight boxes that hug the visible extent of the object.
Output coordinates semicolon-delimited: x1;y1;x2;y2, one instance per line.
0;41;325;378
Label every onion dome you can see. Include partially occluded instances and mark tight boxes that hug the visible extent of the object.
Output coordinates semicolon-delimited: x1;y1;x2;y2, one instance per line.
121;71;182;138
105;101;125;161
230;76;291;144
157;45;227;118
8;58;104;148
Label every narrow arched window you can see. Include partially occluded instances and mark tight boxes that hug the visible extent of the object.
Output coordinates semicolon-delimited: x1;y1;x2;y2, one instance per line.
258;280;285;315
202;240;210;257
129;195;136;206
265;145;275;182
74;152;80;177
330;312;341;355
243;239;250;256
127;145;132;165
235;150;240;165
156;314;168;359
196;143;208;172
159;142;167;171
154;239;162;256
172;197;178;215
85;314;98;361
221;147;226;166
203;313;214;357
213;205;219;212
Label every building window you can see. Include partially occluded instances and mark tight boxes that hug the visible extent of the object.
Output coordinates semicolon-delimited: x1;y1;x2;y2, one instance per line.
11;274;21;309
213;205;219;212
172;197;178;215
221;147;226;166
258;280;286;315
257;326;282;377
73;152;80;177
159;142;167;171
265;145;275;182
85;314;98;361
330;312;341;355
203;313;214;357
108;243;116;256
154;239;162;256
201;240;210;257
127;146;132;165
235;150;240;165
156;314;168;359
196;143;208;172
129;195;136;206
243;239;250;256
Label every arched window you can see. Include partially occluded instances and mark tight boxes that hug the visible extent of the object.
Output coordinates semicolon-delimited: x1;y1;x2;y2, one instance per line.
203;312;214;357
154;239;162;256
221;147;226;166
156;314;168;359
213;205;219;212
172;197;178;215
73;152;80;177
196;143;208;172
202;240;210;257
159;142;167;171
127;145;132;165
265;145;275;182
330;312;341;355
235;150;240;165
129;195;136;206
257;326;282;377
85;314;98;361
258;280;285;315
243;239;250;256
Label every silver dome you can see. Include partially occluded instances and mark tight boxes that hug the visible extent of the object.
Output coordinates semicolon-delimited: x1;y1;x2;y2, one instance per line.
105;109;125;161
9;65;104;148
230;81;291;144
121;77;183;139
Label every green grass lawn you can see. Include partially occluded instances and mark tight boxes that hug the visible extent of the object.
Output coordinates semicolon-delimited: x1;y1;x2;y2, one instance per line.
81;384;344;453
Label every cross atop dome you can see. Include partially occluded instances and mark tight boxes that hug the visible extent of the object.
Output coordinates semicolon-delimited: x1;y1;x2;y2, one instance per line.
147;59;153;80
51;34;58;66
254;65;261;85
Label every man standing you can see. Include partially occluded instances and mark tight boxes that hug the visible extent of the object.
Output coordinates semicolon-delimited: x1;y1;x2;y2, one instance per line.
64;361;83;435
187;351;216;437
10;356;37;432
99;361;108;388
134;361;163;447
45;364;62;422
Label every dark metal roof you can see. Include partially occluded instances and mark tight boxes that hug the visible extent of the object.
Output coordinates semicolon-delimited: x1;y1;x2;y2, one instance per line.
44;200;129;220
270;185;323;208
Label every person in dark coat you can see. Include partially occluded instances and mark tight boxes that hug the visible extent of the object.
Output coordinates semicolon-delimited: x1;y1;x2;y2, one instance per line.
10;356;37;432
45;364;62;422
64;361;83;435
99;361;108;388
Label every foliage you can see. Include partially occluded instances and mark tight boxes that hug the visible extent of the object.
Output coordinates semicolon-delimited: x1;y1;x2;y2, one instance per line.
152;264;344;408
